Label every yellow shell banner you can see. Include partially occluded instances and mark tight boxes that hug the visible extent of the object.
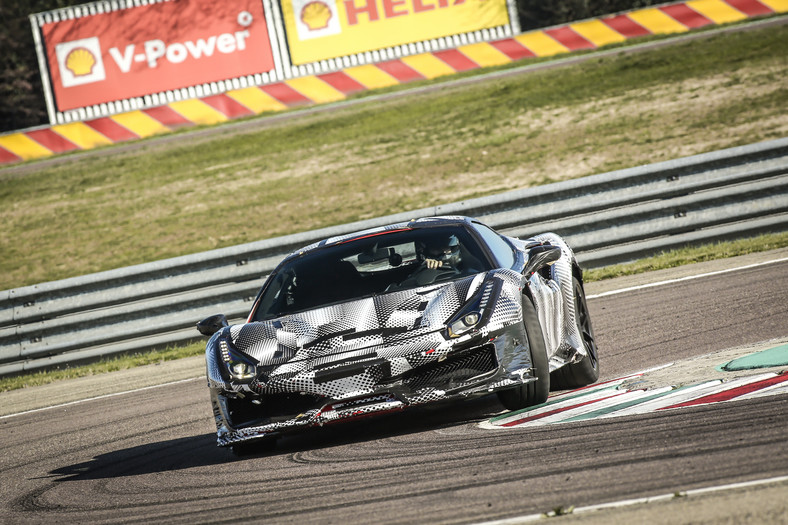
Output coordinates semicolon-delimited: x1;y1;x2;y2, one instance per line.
281;0;510;65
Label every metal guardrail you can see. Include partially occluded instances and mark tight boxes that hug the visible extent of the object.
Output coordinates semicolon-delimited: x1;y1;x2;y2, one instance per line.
1;138;786;376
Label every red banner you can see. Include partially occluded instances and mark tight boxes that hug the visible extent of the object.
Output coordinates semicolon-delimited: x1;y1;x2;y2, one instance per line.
42;0;276;112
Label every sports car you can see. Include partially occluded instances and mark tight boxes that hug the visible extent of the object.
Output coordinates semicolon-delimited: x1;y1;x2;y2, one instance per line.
197;216;598;454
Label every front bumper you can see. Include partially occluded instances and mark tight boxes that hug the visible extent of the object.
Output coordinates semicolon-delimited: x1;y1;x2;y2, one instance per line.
210;324;535;447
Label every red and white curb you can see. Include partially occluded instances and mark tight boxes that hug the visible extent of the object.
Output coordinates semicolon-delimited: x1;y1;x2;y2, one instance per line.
482;367;788;429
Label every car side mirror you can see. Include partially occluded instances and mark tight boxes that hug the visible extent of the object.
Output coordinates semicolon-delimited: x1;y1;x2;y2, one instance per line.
197;314;229;337
523;245;562;276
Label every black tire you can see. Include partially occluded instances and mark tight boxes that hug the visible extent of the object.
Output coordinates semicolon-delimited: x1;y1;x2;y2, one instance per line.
497;295;550;410
230;436;277;457
551;276;599;389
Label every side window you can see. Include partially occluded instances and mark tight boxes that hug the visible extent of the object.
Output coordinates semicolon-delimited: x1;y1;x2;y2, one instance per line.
474;224;516;269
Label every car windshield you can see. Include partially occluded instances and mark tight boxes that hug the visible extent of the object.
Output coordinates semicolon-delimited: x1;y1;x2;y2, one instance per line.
251;225;493;321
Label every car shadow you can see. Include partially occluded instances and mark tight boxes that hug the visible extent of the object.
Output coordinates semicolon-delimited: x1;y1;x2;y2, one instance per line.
49;433;228;481
50;394;507;481
272;394;506;454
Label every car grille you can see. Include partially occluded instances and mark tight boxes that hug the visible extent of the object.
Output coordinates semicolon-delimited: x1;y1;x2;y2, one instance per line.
228;392;324;427
404;345;497;391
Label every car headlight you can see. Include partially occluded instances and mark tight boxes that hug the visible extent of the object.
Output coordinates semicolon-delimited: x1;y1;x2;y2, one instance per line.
448;312;482;338
445;279;497;339
218;338;257;382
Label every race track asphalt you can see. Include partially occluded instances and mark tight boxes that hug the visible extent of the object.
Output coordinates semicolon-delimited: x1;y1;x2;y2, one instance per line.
1;249;786;524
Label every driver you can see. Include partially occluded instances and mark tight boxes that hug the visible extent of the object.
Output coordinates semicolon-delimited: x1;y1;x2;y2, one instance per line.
421;234;462;269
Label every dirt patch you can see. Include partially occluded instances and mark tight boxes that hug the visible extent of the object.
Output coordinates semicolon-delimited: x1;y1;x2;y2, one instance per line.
620;337;788;392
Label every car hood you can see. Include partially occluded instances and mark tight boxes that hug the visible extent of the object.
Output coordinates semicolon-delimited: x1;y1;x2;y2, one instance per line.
229;272;489;367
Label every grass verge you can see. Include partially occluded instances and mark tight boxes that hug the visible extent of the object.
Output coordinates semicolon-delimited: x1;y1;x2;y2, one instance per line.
1;21;786;291
0;341;205;392
583;231;788;281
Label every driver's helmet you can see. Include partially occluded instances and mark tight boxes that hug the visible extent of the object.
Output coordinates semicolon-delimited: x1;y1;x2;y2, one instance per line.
420;234;461;267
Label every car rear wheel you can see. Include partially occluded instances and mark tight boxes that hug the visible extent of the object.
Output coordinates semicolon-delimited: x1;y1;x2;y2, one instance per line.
497;295;550;410
551;276;599;389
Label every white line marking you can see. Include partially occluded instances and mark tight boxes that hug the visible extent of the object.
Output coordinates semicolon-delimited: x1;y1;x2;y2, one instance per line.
473;475;788;524
737;382;788;400
0;376;203;420
587;257;788;299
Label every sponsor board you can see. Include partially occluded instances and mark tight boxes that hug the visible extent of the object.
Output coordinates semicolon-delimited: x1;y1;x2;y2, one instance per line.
9;0;782;163
281;0;511;65
40;0;276;112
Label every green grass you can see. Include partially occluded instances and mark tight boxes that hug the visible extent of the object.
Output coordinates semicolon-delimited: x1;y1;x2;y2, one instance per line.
0;341;205;392
1;21;786;291
583;231;788;282
2;231;785;393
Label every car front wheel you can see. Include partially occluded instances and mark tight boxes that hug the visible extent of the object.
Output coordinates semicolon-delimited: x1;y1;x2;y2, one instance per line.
497;294;550;410
551;276;599;389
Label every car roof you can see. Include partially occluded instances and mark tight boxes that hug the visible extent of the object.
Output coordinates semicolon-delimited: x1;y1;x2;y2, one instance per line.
284;216;476;261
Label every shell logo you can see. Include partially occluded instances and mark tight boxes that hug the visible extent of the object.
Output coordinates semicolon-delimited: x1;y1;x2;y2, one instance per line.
301;1;332;30
55;36;106;87
65;47;97;77
292;0;341;40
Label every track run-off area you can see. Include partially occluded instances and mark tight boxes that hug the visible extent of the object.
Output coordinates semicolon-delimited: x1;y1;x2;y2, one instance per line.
0;248;786;524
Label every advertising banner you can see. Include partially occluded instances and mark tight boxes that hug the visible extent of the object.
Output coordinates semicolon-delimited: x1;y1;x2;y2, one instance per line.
40;0;276;112
281;0;510;65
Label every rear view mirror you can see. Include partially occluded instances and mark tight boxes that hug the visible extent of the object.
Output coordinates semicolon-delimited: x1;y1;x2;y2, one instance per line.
197;314;229;337
523;245;561;276
358;247;394;264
